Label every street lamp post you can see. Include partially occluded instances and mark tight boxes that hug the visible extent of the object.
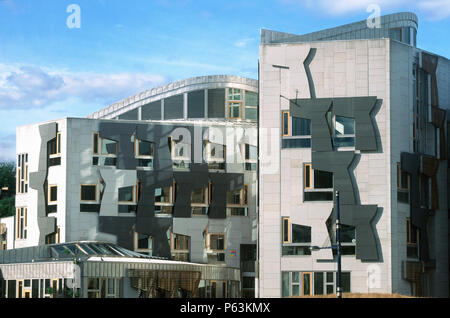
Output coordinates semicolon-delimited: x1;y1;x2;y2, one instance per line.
310;190;342;298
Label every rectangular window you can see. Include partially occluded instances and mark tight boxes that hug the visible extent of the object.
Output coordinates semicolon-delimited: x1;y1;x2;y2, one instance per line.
17;153;29;194
314;272;324;295
134;230;153;256
282;217;290;243
304;163;333;202
244;91;258;120
135;139;154;157
209;234;225;251
406;218;419;259
93;133;99;154
282;111;290;136
228;88;241;101
16;207;27;240
207;142;226;163
304;164;311;189
171;137;190;168
191;187;208;205
226;186;247;207
397;163;410;203
229;102;242;119
80;185;97;202
48;185;58;203
333;116;355;148
118;186;134;203
101;138;118;155
93;133;118;167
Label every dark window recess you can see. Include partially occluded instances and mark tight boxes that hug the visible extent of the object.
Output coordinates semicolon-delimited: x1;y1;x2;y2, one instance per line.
118;205;137;213
118;109;138;120
49;157;61;167
93;157;99;166
217;253;225;262
46;205;57;214
242;277;255;289
314;170;333;189
333;137;355;148
48;138;58;155
398;191;409;203
137;159;153;168
304;192;333;201
228;207;247;216
292;117;311;136
283;112;289;135
314;273;324;295
282;246;311;256
141;101;162;120
291;224;311;243
103;157;117;166
208;89;225;118
208;162;225;170
118;186;134;202
7;280;16;299
80;204;101;213
164;94;184;119
282;138;311;149
245;163;257;171
342;272;351;293
81;185;96;201
188;90;205;118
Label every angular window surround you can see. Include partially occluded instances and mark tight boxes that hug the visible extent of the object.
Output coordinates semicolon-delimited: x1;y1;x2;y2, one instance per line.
45;226;60;245
48;132;62;157
330;115;355;148
226;185;248;207
170;137;190;169
282;217;312;256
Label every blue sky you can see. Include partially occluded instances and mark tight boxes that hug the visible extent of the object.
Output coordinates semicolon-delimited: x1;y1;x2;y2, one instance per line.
0;0;449;160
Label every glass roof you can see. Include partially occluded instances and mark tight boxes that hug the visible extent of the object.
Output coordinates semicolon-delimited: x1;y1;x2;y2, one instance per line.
49;242;157;259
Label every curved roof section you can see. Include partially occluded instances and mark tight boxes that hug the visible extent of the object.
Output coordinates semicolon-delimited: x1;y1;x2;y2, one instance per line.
87;75;258;120
261;12;418;44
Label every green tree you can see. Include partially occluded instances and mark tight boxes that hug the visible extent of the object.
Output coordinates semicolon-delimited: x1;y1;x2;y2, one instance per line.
0;161;16;218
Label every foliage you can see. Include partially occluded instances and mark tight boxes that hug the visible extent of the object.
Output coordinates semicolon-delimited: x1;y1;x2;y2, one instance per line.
0;161;16;218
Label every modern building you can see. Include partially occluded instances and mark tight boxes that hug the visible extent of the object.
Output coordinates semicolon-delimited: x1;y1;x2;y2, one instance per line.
258;12;449;297
4;75;259;298
1;12;449;299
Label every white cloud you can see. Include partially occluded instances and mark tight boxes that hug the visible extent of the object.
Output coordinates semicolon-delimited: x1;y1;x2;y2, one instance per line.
0;64;167;110
417;0;450;20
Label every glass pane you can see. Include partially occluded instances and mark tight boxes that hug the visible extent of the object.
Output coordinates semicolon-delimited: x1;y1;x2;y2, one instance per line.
291;224;311;243
283;112;289;135
138;140;153;156
141;101;161;120
333;137;355;147
303;274;311;296
188;90;205;118
88;278;99;290
335;116;355;136
390;28;401;41
245;144;257;160
326;284;334;294
283;218;289;242
50;186;57;201
229;103;241;118
326;272;334;283
304;191;333;201
102;138;117;155
164;94;183;119
281;138;311;148
81;185;96;201
314;170;333;189
292;117;311;136
118;109;138;120
340;224;356;243
191;188;205;204
314;273;324;295
118;187;133;202
226;189;241;205
245;107;257;120
208;89;225;118
402;27;410;45
282;272;290;297
155;187;171;203
342;273;351;293
107;279;115;295
292;272;300;283
245;91;257;106
292;285;300;296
